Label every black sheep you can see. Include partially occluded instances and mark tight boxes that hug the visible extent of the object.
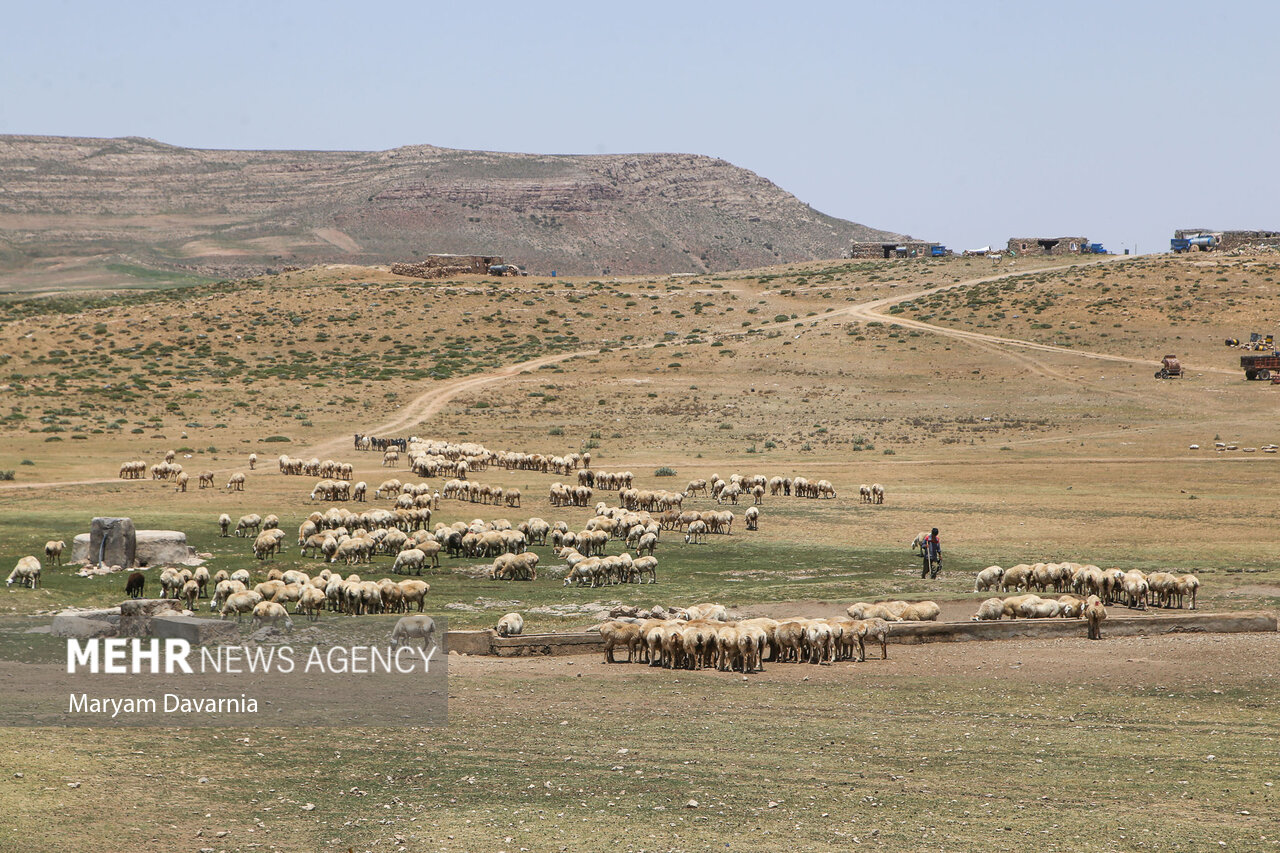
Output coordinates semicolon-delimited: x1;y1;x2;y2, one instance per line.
125;571;145;599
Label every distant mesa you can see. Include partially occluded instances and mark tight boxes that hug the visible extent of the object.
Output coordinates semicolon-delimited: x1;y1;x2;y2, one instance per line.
0;135;908;287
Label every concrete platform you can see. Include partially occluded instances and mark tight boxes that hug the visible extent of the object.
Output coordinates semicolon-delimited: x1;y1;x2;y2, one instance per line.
891;610;1277;643
445;611;1277;657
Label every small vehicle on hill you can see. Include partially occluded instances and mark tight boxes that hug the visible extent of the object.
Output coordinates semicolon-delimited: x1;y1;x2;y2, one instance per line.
1155;355;1183;379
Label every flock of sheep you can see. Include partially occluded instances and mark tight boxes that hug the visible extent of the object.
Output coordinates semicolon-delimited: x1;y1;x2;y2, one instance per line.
590;602;896;672
973;563;1200;610
9;430;1221;671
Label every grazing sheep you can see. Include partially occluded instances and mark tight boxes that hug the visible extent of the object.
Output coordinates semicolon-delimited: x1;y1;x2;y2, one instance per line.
1000;564;1032;592
248;452;258;470
219;513;231;537
6;556;42;589
1057;595;1085;618
123;571;146;598
1177;574;1200;610
235;514;262;537
296;586;327;621
44;540;65;566
898;601;941;621
744;505;759;531
398;579;430;612
1122;570;1149;610
225;472;246;491
158;568;182;598
391;614;437;650
973;597;1005;621
1084;595;1106;640
974;565;1004;592
630;555;658;584
871;483;885;504
174;472;190;492
198;470;215;489
859;484;872;503
999;594;1041;619
219;591;263;622
250;600;294;632
597;620;644;663
1017;597;1062;619
180;579;200;610
684;519;708;544
857;618;891;660
496;612;524;637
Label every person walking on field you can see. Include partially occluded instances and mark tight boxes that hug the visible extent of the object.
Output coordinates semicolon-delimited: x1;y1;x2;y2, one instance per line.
921;527;941;579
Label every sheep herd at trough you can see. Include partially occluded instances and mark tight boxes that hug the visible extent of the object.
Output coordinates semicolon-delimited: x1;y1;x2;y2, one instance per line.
5;431;1215;673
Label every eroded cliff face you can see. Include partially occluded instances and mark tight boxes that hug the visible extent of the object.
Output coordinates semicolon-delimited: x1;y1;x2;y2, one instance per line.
0;136;904;280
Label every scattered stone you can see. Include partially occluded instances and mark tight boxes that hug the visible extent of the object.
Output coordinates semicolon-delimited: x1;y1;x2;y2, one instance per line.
51;609;121;639
119;599;183;637
150;611;239;645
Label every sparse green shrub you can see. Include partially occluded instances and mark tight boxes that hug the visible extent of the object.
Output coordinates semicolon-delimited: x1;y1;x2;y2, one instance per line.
0;470;15;481
263;435;291;443
548;427;564;436
654;466;677;477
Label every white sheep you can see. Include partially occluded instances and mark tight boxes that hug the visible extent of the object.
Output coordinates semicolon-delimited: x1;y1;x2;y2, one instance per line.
972;597;1005;621
496;612;524;637
974;565;1004;592
219;591;263;622
1084;595;1106;640
225;472;246;491
219;513;232;537
390;614;437;651
250;600;294;632
6;556;41;589
43;540;65;566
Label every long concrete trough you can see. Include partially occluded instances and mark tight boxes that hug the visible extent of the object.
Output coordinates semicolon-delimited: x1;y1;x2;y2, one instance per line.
445;611;1278;657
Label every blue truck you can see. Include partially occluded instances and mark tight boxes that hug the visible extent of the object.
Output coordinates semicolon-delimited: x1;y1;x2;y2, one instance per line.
1171;234;1219;253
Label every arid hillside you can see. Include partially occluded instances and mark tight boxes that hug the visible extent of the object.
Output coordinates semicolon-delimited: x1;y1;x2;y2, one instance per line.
0;135;905;291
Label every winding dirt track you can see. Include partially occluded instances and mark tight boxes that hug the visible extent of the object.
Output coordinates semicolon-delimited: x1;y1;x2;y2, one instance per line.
303;350;591;459
1;254;1232;492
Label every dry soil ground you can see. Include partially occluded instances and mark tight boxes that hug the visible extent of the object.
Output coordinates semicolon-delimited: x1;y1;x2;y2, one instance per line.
0;252;1277;851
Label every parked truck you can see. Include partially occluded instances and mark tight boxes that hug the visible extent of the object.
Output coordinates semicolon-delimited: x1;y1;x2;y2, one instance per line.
1171;234;1220;253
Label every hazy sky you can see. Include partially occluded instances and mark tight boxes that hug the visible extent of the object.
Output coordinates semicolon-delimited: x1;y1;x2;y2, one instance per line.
5;0;1277;256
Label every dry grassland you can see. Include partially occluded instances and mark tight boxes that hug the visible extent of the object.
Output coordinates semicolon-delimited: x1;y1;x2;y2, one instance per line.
0;252;1277;852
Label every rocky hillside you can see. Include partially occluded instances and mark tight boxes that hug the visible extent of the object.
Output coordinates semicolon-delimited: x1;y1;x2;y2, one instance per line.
0;135;906;287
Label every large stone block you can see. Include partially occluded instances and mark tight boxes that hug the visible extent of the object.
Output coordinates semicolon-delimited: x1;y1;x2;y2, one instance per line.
71;533;90;563
89;517;136;568
134;530;193;567
118;598;184;637
150;611;240;645
51;608;121;639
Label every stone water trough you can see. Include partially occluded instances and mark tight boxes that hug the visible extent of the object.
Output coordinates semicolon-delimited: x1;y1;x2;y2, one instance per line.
70;517;200;567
